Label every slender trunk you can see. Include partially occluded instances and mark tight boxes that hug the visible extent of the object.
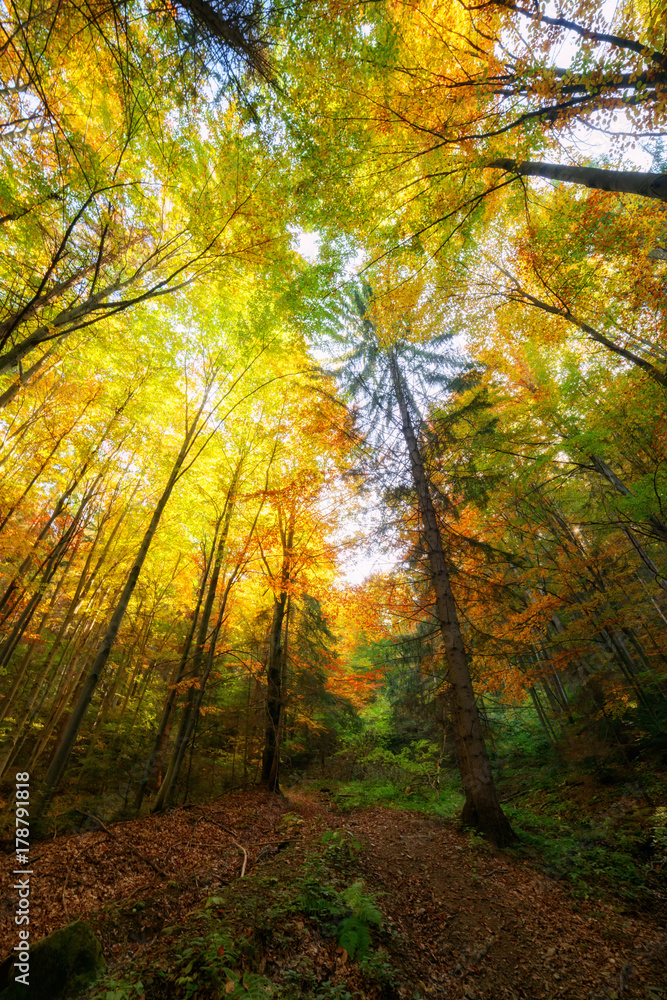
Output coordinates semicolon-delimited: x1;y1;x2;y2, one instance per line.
260;597;287;792
389;353;516;846
133;558;212;812
590;455;667;547
93;627;143;733
0;344;60;408
153;577;233;811
529;685;557;744
500;280;667;388
0;475;86;620
127;660;156;733
150;471;243;813
0;402;129;620
35;399;210;816
0;587;109;780
0;571;67;725
260;513;294;793
117;608;154;720
20;513;112;708
0;496;91;668
0;421;73;536
243;673;252;787
22;601;111;774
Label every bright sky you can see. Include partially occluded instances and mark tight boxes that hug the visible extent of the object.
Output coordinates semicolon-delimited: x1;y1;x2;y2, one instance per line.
292;229;321;262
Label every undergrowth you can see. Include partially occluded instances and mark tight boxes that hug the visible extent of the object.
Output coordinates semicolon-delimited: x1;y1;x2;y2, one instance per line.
314;778;464;818
87;827;400;1000
297;712;666;915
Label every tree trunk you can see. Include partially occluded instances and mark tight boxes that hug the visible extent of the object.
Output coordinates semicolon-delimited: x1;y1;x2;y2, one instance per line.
149;469;243;813
591;456;667;545
488;159;667;201
152;575;233;811
133;555;212;813
0;344;60;408
35;391;213;816
389;353;516;846
0;570;67;727
498;275;667;389
260;512;294;793
0;493;92;668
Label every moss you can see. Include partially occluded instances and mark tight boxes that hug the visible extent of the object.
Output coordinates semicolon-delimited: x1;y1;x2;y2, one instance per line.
0;920;105;1000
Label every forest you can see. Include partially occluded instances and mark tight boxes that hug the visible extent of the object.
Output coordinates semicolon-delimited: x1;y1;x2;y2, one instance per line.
0;0;666;997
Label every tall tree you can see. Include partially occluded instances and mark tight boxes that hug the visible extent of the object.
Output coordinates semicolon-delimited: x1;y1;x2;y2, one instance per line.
332;281;516;845
34;345;274;814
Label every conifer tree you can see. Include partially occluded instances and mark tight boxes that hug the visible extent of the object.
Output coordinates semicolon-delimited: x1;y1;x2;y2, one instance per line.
331;283;516;846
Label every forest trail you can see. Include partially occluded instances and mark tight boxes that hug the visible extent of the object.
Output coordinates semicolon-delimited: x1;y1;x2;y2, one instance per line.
306;798;667;999
1;788;665;999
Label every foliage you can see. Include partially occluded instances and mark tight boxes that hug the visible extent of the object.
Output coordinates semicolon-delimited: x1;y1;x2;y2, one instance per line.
87;823;396;1000
0;0;665;890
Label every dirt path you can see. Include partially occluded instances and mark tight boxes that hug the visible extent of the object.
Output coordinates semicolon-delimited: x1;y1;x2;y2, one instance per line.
327;801;667;1000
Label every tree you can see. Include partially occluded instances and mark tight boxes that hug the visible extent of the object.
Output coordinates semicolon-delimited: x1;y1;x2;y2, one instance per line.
34;342;282;814
260;497;295;792
331;281;516;845
255;389;351;793
277;0;667;286
420;314;667;750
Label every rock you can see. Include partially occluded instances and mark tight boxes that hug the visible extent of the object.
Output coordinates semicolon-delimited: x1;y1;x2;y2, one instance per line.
0;920;105;999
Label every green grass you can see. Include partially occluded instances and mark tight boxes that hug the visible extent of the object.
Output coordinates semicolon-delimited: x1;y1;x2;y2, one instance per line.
302;777;465;817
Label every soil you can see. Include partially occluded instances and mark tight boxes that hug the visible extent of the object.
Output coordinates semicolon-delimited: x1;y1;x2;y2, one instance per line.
1;788;666;999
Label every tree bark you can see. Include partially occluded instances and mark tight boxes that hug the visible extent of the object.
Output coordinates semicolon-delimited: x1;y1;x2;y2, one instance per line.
152;575;234;811
488;159;667;201
389;352;517;846
150;465;244;813
133;555;212;813
260;511;294;793
35;389;214;816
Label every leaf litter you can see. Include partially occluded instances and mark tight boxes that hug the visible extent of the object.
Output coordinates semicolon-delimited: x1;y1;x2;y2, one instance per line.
0;788;664;999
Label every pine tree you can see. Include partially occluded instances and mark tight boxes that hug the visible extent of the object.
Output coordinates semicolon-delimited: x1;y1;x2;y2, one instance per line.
330;282;516;846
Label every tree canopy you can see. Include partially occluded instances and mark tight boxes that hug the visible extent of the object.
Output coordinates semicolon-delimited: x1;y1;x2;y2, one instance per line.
0;0;665;855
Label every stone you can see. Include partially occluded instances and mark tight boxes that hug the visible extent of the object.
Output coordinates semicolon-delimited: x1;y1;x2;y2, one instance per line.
0;920;106;1000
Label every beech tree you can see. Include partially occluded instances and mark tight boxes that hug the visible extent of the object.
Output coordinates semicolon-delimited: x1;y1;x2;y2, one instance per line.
35;341;286;814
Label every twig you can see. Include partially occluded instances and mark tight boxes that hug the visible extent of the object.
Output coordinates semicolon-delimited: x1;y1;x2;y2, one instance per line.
194;812;249;877
75;810;116;837
237;841;248;878
122;844;167;877
254;838;294;847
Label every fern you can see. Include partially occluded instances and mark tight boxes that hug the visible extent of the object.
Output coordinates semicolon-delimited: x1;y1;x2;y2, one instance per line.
336;916;372;959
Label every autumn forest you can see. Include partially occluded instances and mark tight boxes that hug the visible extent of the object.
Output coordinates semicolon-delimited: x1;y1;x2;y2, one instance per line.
0;0;666;997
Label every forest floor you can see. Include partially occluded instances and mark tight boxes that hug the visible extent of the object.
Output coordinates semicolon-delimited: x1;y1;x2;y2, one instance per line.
1;787;666;1000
